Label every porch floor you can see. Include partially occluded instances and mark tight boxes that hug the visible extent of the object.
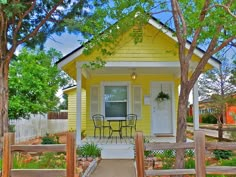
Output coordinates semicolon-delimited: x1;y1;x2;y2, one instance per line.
82;136;192;159
82;135;180;145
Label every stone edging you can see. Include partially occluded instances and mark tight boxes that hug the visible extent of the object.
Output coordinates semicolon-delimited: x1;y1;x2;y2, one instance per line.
82;159;97;177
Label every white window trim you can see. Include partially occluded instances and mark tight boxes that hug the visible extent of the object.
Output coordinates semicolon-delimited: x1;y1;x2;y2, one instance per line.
101;81;131;119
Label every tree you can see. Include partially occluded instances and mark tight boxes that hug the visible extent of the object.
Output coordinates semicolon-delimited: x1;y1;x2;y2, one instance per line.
8;48;68;119
199;56;236;141
67;0;236;173
0;0;93;137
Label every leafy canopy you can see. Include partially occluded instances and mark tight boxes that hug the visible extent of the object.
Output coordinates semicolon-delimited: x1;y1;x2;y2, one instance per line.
8;48;69;119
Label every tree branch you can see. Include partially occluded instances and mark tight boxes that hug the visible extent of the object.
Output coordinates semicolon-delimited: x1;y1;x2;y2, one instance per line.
12;0;36;47
171;0;184;44
186;0;211;61
16;0;64;46
214;4;236;18
188;25;224;90
212;36;236;55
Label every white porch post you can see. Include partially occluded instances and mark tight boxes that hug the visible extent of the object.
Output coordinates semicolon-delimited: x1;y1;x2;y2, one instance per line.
193;81;200;130
76;62;82;145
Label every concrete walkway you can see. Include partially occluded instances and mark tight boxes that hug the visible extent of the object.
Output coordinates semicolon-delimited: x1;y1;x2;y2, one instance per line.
90;160;136;177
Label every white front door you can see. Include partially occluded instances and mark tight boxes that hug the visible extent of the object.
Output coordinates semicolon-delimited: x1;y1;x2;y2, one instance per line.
151;82;173;135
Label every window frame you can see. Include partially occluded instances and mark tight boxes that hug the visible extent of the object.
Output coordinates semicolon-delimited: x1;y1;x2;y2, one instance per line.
101;82;131;119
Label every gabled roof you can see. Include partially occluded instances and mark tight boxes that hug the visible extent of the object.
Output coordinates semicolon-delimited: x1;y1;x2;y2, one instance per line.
56;16;221;69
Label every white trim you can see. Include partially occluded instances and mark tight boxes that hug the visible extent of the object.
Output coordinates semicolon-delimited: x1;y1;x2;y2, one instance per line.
150;81;175;136
100;81;131;119
148;18;220;69
63;86;76;93
57;48;84;69
193;81;200;130
105;61;180;68
76;62;82;145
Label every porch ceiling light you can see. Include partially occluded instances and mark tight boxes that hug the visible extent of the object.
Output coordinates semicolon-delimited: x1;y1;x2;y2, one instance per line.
131;72;137;80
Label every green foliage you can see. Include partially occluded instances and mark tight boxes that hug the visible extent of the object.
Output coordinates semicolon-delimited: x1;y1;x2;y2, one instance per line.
185;158;195;169
78;142;101;157
8;48;70;119
1;1;92;49
187;116;193;123
185;149;194;158
155;91;170;102
213;150;233;160
38;152;66;169
12;152;66;169
220;157;236;166
81;130;86;139
202;114;217;124
41;133;60;144
144;137;153;157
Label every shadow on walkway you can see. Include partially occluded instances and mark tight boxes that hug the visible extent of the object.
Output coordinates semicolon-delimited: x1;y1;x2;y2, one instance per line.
90;159;136;177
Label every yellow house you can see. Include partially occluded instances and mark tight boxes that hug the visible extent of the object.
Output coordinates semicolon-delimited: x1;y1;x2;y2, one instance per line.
57;17;220;144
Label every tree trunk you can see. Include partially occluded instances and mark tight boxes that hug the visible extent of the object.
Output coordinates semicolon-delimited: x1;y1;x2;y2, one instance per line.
217;114;223;142
0;59;9;141
218;122;223;141
174;86;189;177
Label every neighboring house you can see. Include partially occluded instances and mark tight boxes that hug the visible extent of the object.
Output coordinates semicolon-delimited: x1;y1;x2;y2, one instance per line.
57;16;221;144
188;96;236;124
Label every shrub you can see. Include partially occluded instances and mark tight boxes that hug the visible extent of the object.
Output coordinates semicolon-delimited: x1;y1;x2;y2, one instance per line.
81;130;86;139
185;158;195;169
202;114;217;124
213;149;233;160
144;137;153;157
78;142;101;157
185;149;194;158
41;133;60;144
187;116;193;123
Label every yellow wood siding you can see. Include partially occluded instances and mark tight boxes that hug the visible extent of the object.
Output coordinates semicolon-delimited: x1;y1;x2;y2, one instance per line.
85;74;178;136
62;23;211;79
65;88;86;131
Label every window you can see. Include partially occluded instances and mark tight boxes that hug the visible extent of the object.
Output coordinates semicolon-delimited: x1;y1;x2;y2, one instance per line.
104;86;127;118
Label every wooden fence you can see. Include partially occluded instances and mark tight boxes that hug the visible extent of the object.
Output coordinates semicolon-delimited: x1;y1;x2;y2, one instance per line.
0;132;76;177
48;112;68;119
135;130;236;177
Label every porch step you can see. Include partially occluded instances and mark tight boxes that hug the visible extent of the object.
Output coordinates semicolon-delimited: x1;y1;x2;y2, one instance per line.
100;144;134;159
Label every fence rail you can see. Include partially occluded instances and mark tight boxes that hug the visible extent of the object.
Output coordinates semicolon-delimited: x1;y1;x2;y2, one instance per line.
0;132;76;177
135;130;236;177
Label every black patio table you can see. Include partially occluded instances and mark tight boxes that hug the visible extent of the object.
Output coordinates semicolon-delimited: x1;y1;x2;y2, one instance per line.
106;118;126;138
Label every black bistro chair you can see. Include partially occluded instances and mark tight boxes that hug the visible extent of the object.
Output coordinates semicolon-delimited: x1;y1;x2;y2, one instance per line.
121;114;137;137
92;114;111;138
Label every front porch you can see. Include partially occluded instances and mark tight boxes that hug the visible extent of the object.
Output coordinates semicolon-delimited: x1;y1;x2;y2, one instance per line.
82;135;179;159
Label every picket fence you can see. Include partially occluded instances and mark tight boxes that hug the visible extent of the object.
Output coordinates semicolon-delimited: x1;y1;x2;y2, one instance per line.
9;114;68;143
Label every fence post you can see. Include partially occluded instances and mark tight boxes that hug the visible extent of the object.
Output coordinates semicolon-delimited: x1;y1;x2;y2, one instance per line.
66;132;76;177
135;131;145;177
2;133;14;177
194;130;206;177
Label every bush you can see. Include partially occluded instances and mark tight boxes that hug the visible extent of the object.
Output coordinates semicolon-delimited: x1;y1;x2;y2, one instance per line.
213;149;233;160
41;133;60;144
186;116;193;123
202;114;217;124
78;142;101;157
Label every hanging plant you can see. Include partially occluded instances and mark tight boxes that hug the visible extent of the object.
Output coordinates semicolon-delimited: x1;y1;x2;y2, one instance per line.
155;91;170;102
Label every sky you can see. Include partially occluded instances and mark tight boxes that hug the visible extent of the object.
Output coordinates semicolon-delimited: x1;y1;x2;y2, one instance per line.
44;33;82;57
